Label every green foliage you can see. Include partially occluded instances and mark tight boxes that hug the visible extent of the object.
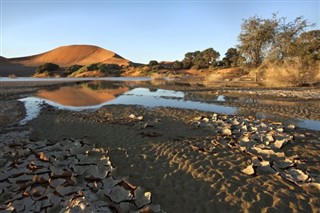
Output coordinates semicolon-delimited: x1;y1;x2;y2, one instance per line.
296;30;320;63
181;48;220;70
238;15;277;66
64;65;83;75
238;14;315;67
70;63;121;76
221;48;244;68
148;60;158;66
182;60;192;69
36;63;59;75
172;60;182;70
151;64;164;71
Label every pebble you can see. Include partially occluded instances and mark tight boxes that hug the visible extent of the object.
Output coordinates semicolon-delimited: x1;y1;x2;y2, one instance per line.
192;113;319;186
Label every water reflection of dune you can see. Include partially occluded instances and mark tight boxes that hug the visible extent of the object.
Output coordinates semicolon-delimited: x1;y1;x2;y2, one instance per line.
37;86;129;106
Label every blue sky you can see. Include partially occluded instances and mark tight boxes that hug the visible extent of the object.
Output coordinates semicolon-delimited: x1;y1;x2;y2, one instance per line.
1;0;319;63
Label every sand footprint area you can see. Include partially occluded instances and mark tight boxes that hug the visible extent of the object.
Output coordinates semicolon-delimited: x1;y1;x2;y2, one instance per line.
1;104;316;212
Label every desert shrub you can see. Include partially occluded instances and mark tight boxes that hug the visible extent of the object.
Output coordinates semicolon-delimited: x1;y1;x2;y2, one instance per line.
70;63;122;76
182;60;192;69
259;58;320;87
148;60;158;66
64;65;83;75
173;60;182;70
182;48;220;70
36;63;59;75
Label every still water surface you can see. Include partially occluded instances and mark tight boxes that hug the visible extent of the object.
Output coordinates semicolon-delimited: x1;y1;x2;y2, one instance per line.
19;80;320;131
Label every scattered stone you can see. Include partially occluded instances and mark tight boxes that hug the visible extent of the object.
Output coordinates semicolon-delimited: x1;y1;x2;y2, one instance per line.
0;134;161;212
129;114;136;119
134;187;152;208
221;127;232;136
273;139;288;149
287;124;295;130
109;185;133;203
286;168;309;183
102;177;122;189
241;164;255;175
49;178;66;188
192;112;317;188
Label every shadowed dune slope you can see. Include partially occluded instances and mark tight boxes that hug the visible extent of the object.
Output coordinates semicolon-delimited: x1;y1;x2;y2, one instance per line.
8;45;131;67
0;56;36;77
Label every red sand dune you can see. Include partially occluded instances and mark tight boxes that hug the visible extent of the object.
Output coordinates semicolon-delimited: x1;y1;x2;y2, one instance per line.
0;45;132;76
9;45;131;67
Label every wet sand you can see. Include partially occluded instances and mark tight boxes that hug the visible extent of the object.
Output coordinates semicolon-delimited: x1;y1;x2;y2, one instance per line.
0;81;319;212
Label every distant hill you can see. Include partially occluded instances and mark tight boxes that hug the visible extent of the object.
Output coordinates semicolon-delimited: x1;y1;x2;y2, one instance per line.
9;45;131;67
0;45;132;76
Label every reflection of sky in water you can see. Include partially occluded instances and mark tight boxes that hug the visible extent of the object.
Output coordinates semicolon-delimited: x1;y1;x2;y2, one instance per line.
19;87;320;131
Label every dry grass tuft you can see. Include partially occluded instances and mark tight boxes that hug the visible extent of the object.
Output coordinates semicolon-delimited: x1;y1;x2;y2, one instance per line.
258;59;320;87
204;67;245;84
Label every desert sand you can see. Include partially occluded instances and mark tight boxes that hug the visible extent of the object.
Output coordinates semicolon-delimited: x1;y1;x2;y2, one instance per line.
0;81;319;212
10;45;130;67
0;45;131;77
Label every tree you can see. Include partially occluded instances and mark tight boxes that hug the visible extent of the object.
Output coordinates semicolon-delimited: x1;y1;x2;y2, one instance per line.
36;63;59;75
181;48;220;69
173;60;182;70
64;65;83;75
202;48;220;67
182;59;192;69
221;48;244;67
296;30;320;62
238;15;278;66
270;16;312;61
238;14;314;66
148;60;158;66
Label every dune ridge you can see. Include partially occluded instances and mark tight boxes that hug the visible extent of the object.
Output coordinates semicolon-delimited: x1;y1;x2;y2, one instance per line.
9;45;131;67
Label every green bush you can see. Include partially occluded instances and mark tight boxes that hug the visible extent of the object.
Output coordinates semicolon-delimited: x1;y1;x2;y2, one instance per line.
70;63;121;76
173;61;182;70
148;60;158;66
36;63;59;75
64;65;83;75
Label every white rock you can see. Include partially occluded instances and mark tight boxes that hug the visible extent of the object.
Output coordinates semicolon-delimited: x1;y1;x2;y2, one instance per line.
287;168;309;182
202;117;209;122
232;120;240;125
129;114;136;119
240;135;250;143
287;124;295;130
241;125;248;131
264;134;274;143
137;116;144;121
221;127;232;136
194;116;202;121
241;164;255;175
273;139;288;149
276;127;284;133
249;126;258;132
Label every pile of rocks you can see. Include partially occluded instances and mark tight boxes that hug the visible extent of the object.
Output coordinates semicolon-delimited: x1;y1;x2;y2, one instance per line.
0;132;161;212
192;114;320;187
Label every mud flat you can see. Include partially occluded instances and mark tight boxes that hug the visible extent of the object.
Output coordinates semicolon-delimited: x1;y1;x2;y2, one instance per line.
0;80;319;212
15;104;318;213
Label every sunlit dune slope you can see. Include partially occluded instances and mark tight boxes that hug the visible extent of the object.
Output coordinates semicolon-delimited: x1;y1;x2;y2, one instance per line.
9;45;131;67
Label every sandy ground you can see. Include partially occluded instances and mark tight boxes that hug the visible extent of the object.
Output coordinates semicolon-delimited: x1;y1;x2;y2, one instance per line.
0;81;319;212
